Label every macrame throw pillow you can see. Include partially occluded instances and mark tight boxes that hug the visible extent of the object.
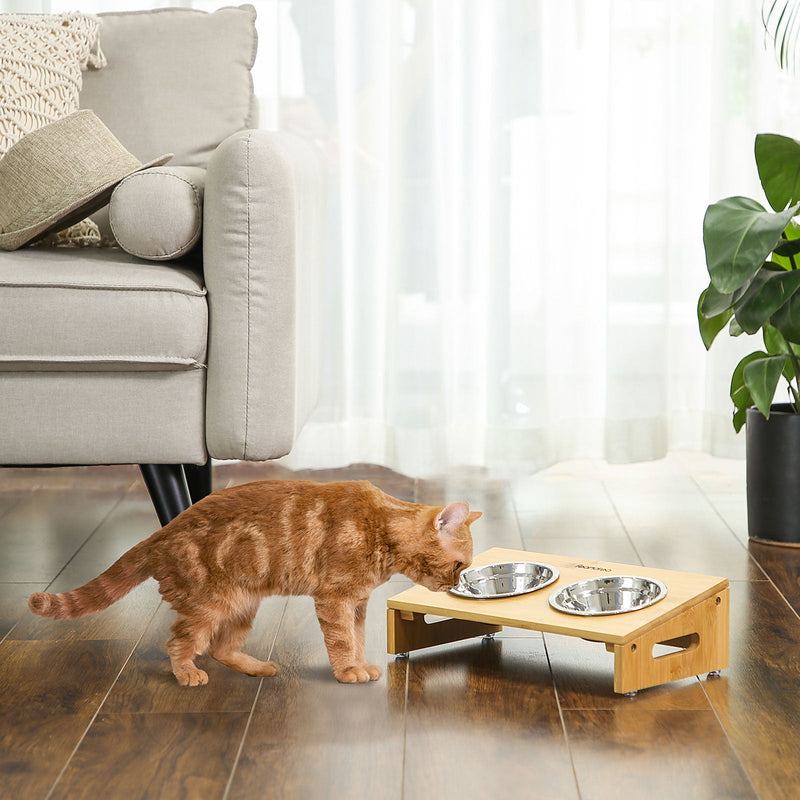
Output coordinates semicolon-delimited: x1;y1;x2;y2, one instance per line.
0;12;106;246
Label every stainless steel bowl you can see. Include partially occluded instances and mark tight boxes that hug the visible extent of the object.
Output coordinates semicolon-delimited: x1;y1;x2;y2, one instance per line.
549;575;667;616
450;561;560;599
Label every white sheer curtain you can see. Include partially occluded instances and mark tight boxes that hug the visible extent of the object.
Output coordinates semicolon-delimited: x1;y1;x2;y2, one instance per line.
277;0;800;475
9;0;800;476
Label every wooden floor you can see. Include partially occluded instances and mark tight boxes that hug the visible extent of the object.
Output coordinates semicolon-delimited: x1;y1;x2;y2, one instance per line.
1;452;799;799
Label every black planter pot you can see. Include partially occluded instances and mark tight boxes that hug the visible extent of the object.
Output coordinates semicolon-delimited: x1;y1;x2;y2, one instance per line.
746;403;800;546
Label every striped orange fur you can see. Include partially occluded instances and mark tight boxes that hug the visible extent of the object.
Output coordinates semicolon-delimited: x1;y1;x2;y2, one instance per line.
28;480;479;686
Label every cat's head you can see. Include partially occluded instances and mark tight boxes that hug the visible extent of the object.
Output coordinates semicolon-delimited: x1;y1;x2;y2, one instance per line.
404;501;480;592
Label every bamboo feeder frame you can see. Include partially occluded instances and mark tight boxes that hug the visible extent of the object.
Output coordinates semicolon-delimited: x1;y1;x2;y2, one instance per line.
387;547;729;695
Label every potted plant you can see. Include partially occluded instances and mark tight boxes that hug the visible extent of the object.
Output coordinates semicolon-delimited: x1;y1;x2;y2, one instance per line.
699;133;800;545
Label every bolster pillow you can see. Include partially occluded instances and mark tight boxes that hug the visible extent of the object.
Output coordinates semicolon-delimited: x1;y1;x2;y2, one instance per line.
109;165;205;261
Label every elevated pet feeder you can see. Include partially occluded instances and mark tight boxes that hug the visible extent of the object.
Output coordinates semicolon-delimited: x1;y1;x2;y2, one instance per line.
387;547;729;695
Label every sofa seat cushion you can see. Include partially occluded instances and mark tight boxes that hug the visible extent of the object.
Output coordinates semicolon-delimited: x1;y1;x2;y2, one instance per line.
0;247;207;370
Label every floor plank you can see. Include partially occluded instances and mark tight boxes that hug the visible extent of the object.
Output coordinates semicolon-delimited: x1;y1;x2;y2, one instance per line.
402;637;579;800
565;708;757;799
702;580;800;800
50;712;250;800
227;586;408;800
0;488;122;583
0;638;136;797
747;540;800;617
0;709;95;798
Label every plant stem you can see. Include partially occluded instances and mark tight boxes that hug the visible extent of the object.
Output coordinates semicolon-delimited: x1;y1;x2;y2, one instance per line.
780;231;798;270
776;327;800;411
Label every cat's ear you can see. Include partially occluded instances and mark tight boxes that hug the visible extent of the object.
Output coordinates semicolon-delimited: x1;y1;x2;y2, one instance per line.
434;502;471;532
467;511;482;525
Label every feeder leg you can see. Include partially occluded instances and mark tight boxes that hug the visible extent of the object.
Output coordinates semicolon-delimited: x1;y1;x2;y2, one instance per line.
387;608;502;655
611;588;729;695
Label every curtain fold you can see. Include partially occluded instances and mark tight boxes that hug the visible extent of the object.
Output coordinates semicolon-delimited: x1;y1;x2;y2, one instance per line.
14;0;800;475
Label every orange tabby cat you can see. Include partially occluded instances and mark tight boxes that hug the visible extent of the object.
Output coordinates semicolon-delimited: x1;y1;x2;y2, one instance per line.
28;480;479;686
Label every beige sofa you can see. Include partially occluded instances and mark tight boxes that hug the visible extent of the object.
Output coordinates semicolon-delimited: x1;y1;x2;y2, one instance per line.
0;5;322;521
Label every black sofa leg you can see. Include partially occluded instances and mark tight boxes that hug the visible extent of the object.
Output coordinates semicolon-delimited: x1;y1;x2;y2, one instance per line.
139;464;193;527
184;459;213;504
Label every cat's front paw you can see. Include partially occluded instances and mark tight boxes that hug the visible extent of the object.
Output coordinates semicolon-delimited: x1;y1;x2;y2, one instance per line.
251;660;280;677
174;666;209;687
335;664;382;683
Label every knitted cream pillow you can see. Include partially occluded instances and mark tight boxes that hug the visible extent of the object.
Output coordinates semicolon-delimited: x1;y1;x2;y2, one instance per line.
1;12;106;245
0;12;105;155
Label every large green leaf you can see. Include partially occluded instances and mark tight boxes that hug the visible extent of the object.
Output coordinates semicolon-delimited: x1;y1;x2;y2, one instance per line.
734;266;800;333
755;133;800;211
771;290;800;342
763;323;800;382
699;282;736;317
697;290;733;350
743;353;787;417
703;197;798;294
730;352;764;432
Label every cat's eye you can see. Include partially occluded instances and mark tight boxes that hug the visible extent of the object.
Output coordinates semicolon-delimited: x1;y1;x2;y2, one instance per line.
454;561;464;572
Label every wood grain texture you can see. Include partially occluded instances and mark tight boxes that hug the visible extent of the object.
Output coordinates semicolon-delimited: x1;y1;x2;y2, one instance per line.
403;636;579;800
1;457;798;799
565;708;757;799
0;709;95;798
0;488;122;582
748;540;800;616
50;712;249;800
702;580;800;800
227;587;408;800
0;638;135;797
0;639;134;714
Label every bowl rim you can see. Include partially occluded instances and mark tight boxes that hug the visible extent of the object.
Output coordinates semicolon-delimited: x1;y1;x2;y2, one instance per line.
449;560;560;600
548;574;668;616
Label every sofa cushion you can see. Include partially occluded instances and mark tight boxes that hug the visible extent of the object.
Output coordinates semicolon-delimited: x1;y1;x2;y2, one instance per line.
0;247;207;371
79;5;257;167
110;166;204;261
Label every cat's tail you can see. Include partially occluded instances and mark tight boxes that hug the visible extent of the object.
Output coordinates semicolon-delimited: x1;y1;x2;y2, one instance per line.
28;539;152;620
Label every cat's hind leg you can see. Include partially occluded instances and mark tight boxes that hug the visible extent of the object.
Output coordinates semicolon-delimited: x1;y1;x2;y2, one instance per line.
208;602;279;678
167;616;212;686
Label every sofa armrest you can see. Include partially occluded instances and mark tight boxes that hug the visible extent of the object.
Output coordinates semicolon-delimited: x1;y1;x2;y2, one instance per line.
203;129;324;460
